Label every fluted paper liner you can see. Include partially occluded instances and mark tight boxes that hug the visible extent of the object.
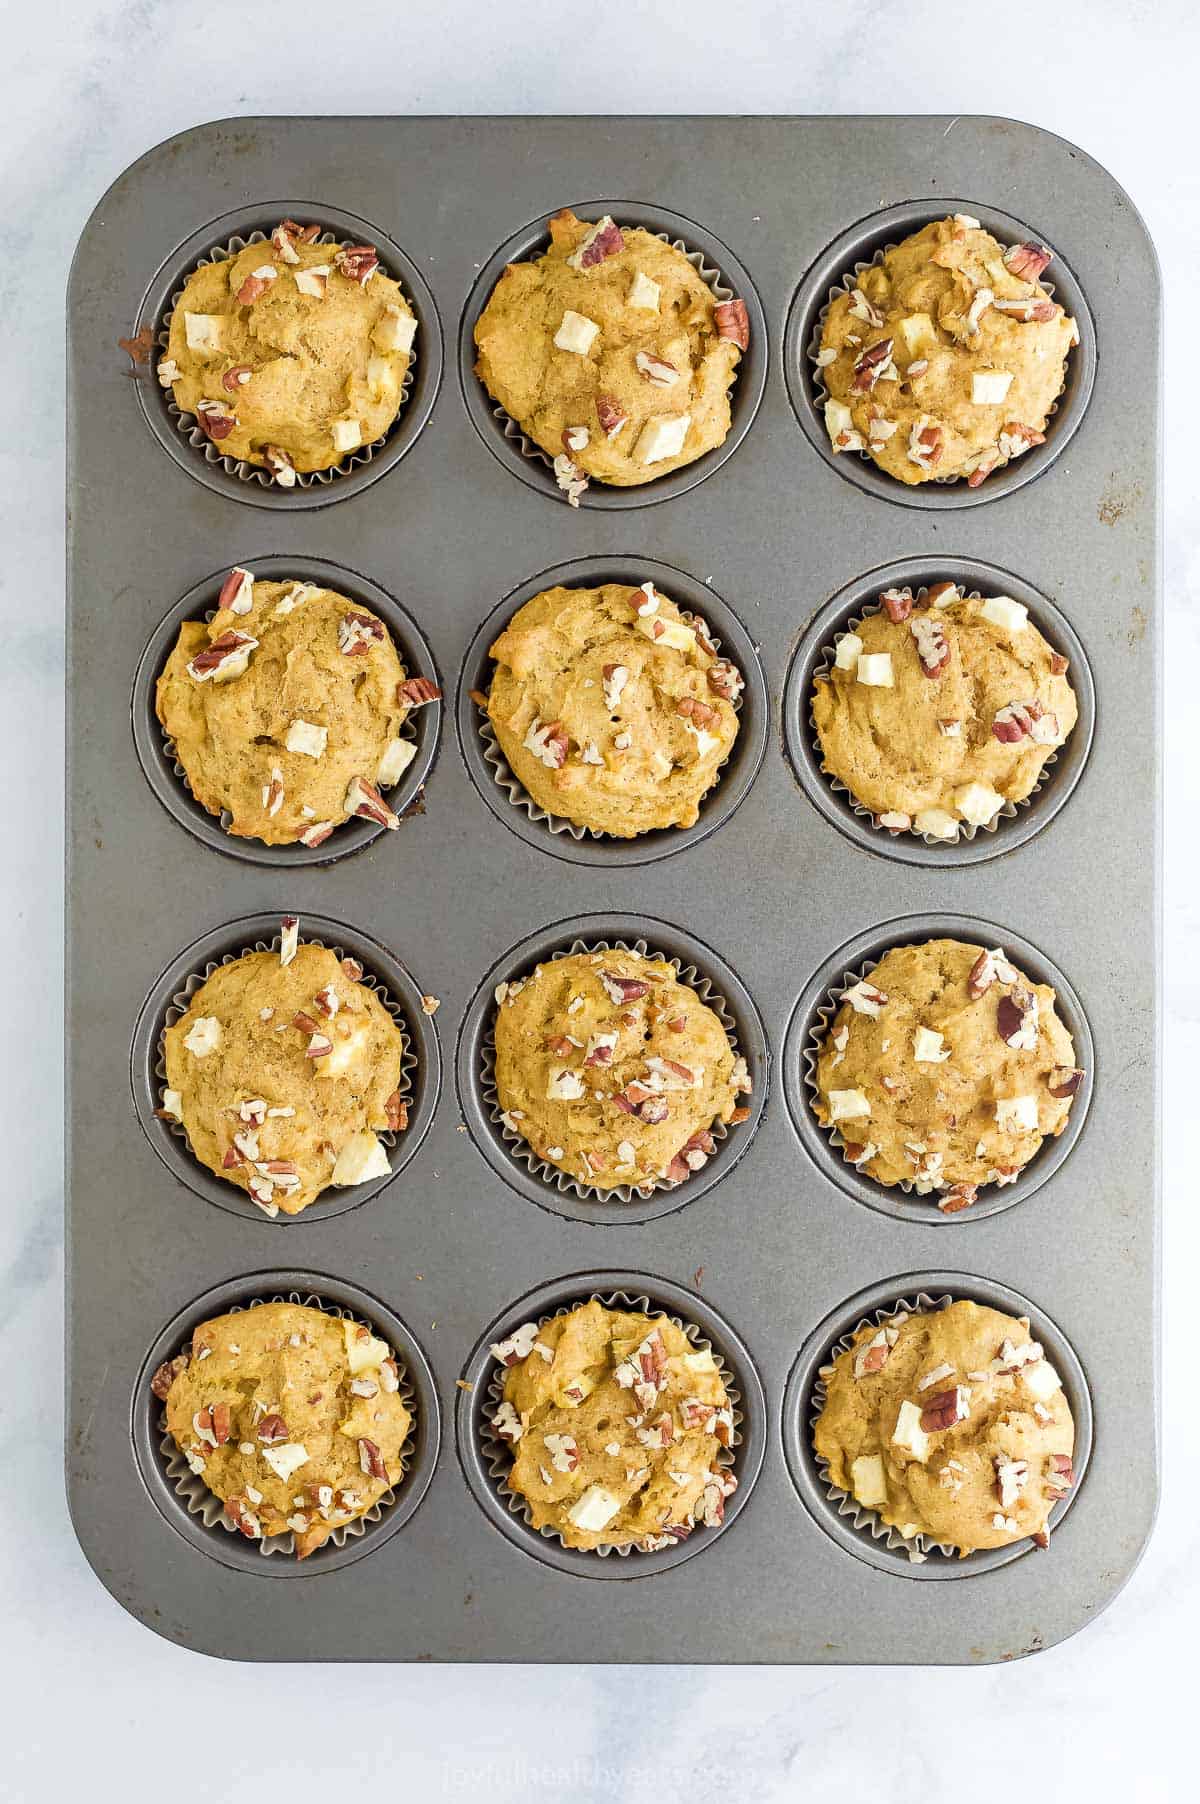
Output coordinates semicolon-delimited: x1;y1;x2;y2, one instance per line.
808;585;1064;846
486;231;734;488
155;227;417;490
479;1288;742;1559
157;1287;417;1559
474;613;743;843
482;934;745;1202
808;236;1067;486
153;925;415;1200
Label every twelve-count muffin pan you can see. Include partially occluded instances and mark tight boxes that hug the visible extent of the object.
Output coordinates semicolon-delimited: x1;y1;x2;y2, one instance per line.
66;115;1160;1663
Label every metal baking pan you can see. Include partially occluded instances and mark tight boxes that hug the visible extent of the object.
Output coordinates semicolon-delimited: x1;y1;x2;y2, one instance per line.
66;114;1160;1664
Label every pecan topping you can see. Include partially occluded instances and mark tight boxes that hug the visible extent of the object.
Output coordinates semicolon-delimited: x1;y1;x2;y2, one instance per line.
851;337;895;393
564;214;624;270
707;659;743;701
263;444;297;487
196;400;236;441
1049;651;1069;676
599;970;650;1005
879;586;913;623
186;628;257;682
938;1182;979;1214
993;698;1059;745
997;988;1039;1051
967;946;1019;998
338;612;386;655
221;364;253;392
235;266;277;305
271;218;320;262
595;393;629;437
341;957;364;981
523;718;569;769
397;677;442;707
675;694;720;731
910;614;950;677
1047;1066;1085;1100
334;245;380;285
257;1414;288;1444
1003;241;1052;280
919;1388;968;1433
908;416;943;470
292;1011;320;1034
635;350;680;387
998;422;1045;461
714;298;750;349
357;1437;388;1481
345;776;400;830
150;1354;188;1400
384;1089;409;1131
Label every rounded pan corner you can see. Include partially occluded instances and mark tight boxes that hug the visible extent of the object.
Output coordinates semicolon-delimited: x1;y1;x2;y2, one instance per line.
971;112;1162;295
64;1474;248;1661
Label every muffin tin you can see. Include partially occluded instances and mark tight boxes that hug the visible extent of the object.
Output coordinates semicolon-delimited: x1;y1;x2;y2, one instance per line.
67;115;1159;1664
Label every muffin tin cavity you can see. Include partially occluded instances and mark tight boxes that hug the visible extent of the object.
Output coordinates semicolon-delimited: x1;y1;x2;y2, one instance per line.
133;202;442;509
782;914;1093;1224
130;912;441;1224
456;1270;765;1578
132;1271;440;1575
132;555;443;868
783;199;1097;509
783;557;1095;867
459;200;767;509
455;913;769;1225
456;556;768;867
781;1271;1092;1579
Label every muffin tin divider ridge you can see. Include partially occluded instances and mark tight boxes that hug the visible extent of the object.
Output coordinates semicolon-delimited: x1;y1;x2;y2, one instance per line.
67;115;1159;1662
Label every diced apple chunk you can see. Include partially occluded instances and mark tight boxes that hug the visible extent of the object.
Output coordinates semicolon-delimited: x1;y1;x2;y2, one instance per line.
332;419;361;454
553;310;600;355
850;1453;888;1508
856;653;894;687
827;1088;870;1122
996;1094;1039;1134
566;1484;622;1532
980;595;1029;634
635;413;691;464
914;808;959;840
954;781;1005;827
184;312;224;353
343;1320;392;1374
834;632;863;670
971;370;1014;405
377;737;416;786
896;312;937;360
331;1130;391;1185
373;304;416;353
628;271;661;311
891;1400;930;1461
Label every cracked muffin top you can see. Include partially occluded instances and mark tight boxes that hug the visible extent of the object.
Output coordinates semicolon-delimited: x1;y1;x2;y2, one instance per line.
488;1300;736;1551
474;208;749;498
160;927;407;1217
812;583;1077;840
159;219;416;481
493;948;751;1192
156;568;440;848
483;580;742;837
154;1299;411;1559
818;214;1077;486
814;1300;1075;1554
812;938;1083;1212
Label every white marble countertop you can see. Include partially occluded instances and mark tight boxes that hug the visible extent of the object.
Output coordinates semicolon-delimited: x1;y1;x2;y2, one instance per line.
6;0;1193;1796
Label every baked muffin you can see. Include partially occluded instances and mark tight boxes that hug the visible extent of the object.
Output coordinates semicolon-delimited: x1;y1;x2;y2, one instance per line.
812;938;1083;1211
812;584;1077;840
474;207;749;499
152;1299;411;1559
493;948;751;1191
488;1300;736;1551
160;925;406;1216
814;1299;1075;1554
818;214;1077;486
156;568;440;847
157;219;416;482
483;580;742;837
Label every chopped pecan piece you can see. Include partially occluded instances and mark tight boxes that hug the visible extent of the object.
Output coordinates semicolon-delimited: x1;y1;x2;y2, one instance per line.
1003;241;1052;280
1047;1066;1085;1099
334;245;380;285
345;776;400;830
851;337;895;393
707;659;743;701
196;400;236;442
257;1414;288;1444
384;1089;409;1132
919;1388;968;1433
338;612;386;656
595;393;629;437
150;1354;188;1400
967;946;1018;998
880;586;913;623
358;1437;388;1481
938;1182;979;1214
221;364;252;392
997;989;1039;1050
675;695;720;731
910;614;950;677
714;298;750;348
397;677;442;707
235;266;277;305
263;444;297;487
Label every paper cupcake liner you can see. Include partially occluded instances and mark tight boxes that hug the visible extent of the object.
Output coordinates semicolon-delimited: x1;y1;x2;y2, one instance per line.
153;924;416;1204
809;241;1065;486
479;1289;743;1559
481;935;744;1202
156;227;417;490
474;613;743;842
158;601;421;840
803;950;1021;1204
809;585;1062;846
157;1287;418;1559
490;232;733;485
809;1291;959;1564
